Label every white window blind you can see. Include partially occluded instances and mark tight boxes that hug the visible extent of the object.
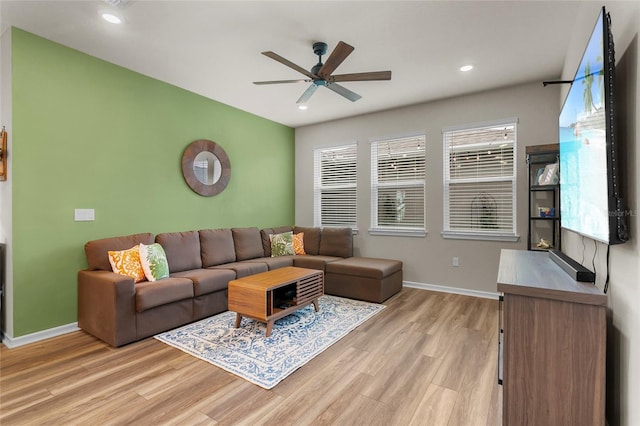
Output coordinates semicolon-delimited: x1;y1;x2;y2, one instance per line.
370;135;426;235
314;144;357;228
443;119;518;241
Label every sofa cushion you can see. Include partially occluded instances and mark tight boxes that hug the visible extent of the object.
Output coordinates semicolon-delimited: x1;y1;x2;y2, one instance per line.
244;256;294;270
85;233;155;271
325;257;403;279
293;255;343;271
108;245;146;283
199;228;236;267
135;277;194;312
270;231;294;257
139;243;170;282
293;226;321;255
156;231;202;273
171;268;235;297
319;227;353;258
211;261;268;278
232;227;264;261
260;226;293;256
293;232;306;255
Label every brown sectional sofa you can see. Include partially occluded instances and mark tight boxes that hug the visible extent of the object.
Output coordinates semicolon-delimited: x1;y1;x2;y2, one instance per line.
78;226;402;347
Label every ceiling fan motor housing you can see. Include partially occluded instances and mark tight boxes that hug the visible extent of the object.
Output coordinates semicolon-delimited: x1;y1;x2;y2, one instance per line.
312;42;328;56
311;42;327;76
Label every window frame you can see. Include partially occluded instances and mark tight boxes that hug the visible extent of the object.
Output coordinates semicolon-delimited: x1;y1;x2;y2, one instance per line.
313;143;358;229
442;118;519;242
369;133;427;237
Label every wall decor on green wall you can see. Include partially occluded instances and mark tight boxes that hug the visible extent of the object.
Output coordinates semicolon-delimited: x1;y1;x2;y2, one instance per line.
181;139;231;197
7;28;294;338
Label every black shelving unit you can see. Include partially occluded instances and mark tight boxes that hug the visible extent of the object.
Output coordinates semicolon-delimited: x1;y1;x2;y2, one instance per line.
526;144;561;251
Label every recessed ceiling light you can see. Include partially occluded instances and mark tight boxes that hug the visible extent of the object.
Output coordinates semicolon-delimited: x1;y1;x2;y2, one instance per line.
298;105;308;110
101;13;122;24
460;65;474;72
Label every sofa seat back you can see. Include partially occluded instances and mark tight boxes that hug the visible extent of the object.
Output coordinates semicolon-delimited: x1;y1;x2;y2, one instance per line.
260;226;294;257
85;233;155;271
318;227;353;258
199;228;236;267
292;226;321;255
156;231;202;273
232;227;265;260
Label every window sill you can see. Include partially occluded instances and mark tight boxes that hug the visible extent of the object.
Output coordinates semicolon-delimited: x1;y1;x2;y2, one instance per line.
441;231;520;242
368;228;427;237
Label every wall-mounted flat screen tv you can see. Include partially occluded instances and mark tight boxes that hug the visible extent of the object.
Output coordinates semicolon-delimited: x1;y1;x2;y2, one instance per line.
559;6;628;245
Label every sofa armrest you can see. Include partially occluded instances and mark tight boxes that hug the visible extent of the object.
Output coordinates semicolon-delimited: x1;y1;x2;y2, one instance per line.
78;270;137;347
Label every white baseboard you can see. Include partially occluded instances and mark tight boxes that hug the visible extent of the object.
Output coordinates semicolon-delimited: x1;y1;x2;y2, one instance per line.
403;281;500;300
1;283;497;348
2;322;80;349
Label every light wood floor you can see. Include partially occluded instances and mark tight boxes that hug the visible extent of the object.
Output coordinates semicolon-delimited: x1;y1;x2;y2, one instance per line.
0;288;502;425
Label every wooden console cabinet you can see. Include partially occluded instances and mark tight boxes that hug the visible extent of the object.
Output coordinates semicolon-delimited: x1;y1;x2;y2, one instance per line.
497;249;606;425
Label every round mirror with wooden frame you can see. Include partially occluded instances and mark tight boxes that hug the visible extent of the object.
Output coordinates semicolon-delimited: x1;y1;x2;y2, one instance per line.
182;139;231;196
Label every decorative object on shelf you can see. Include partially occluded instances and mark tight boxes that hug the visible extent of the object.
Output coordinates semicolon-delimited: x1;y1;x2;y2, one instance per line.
538;207;556;217
181;139;231;197
538;162;559;185
0;126;7;181
536;238;552;249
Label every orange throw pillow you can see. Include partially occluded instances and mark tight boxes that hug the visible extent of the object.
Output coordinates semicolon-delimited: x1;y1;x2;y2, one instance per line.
108;245;146;283
293;232;306;255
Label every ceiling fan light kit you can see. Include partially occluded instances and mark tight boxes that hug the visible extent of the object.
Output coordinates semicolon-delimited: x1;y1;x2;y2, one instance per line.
254;40;392;104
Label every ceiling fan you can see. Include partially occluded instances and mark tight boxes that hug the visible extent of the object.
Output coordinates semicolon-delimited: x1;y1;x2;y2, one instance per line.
253;41;392;104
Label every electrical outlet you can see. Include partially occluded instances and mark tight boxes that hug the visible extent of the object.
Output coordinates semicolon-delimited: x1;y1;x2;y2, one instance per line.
452;257;460;267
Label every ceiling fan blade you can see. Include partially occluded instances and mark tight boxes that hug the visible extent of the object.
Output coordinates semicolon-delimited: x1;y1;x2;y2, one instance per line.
297;84;319;104
326;82;361;102
262;51;317;79
318;41;354;80
331;71;392;82
253;79;311;85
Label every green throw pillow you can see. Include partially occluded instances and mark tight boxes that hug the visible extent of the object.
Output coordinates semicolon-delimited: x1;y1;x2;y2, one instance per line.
139;243;170;282
270;231;294;257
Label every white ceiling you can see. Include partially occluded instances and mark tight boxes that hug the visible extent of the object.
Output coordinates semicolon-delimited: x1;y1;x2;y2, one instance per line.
1;1;587;128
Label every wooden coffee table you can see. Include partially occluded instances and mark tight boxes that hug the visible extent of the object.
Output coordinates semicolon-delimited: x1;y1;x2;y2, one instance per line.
228;266;324;337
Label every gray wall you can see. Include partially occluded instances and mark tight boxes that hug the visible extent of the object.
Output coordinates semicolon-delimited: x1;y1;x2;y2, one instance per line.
295;81;560;294
560;2;639;425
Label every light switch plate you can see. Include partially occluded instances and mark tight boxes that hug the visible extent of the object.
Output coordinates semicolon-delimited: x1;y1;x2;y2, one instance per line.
74;209;95;221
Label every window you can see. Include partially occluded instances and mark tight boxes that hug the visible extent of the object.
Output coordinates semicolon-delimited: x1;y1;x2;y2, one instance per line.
370;134;426;236
314;144;357;228
443;118;518;241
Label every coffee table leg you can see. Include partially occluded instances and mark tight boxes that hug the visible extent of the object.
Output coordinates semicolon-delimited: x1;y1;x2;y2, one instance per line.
234;313;242;328
266;320;274;337
312;299;320;312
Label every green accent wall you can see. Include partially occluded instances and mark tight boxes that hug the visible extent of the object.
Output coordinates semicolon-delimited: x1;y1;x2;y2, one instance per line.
10;28;294;337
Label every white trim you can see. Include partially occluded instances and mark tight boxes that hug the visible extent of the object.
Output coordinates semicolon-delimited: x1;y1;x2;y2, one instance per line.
441;231;520;242
403;281;499;300
2;322;80;349
442;116;520;133
369;130;426;144
368;228;427;237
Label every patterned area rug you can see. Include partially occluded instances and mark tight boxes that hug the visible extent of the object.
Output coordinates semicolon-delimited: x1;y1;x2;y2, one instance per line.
155;295;384;389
